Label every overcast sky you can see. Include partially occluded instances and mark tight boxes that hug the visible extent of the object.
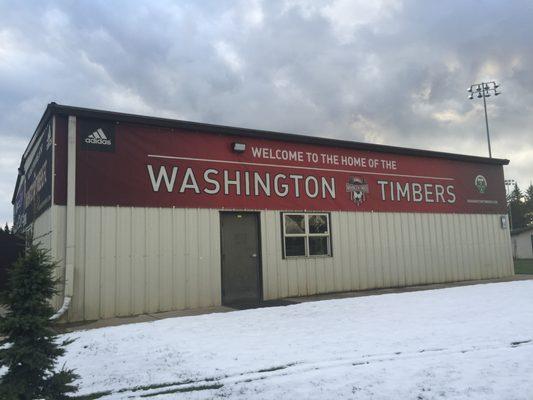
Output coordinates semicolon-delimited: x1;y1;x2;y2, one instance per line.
1;0;532;224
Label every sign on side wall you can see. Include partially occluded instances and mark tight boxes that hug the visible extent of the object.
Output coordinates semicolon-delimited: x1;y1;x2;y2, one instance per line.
71;118;507;214
15;122;53;230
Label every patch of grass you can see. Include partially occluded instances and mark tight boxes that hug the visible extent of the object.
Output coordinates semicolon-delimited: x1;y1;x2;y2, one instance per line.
73;391;113;400
514;259;533;274
116;379;195;393
256;363;296;373
77;376;228;399
140;383;224;397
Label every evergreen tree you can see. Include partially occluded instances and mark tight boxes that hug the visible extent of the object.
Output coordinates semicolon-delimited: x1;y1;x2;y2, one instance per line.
3;222;10;234
526;184;533;205
509;183;526;229
0;246;78;399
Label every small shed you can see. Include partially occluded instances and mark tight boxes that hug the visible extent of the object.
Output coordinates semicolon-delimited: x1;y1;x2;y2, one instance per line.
511;226;533;259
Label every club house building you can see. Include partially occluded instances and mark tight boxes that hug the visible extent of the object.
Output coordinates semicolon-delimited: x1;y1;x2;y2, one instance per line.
13;103;513;322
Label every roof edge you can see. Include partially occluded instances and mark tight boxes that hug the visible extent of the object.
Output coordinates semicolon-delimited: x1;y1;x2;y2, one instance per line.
12;103;56;204
47;103;509;166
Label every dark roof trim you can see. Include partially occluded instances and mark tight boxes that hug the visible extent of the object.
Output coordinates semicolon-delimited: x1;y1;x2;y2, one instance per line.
12;105;55;204
46;102;509;165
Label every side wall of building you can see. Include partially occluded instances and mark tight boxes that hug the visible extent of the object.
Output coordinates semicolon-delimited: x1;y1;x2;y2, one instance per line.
54;206;222;322
261;211;513;300
53;205;513;322
512;231;533;259
32;207;66;310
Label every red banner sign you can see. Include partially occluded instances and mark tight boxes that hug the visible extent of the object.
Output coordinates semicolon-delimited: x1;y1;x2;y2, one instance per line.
69;119;506;214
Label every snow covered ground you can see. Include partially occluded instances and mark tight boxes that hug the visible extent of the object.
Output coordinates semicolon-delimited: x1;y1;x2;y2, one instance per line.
61;281;533;399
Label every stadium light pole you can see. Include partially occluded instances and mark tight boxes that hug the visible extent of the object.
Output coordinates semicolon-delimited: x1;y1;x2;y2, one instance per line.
504;178;515;230
467;81;501;158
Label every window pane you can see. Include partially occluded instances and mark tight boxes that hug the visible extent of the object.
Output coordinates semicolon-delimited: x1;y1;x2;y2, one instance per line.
285;214;305;234
285;237;306;256
309;236;329;256
309;214;328;234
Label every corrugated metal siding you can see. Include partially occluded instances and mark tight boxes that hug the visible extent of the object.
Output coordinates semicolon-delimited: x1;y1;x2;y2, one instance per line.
32;208;66;309
32;208;52;250
261;211;513;300
511;231;533;259
53;206;222;322
52;206;513;322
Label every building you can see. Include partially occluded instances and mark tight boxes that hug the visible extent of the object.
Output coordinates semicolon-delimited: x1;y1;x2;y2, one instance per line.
511;226;533;259
13;103;514;322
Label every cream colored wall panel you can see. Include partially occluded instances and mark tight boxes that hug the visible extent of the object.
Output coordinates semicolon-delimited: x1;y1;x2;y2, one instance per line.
469;215;480;280
158;209;173;312
470;215;481;279
54;207;66;310
209;211;222;307
52;205;513;322
442;214;454;282
383;213;395;288
33;208;52;250
437;215;447;282
71;207;86;321
59;206;222;322
481;215;495;278
360;212;373;289
197;211;210;308
341;214;354;292
261;211;512;305
82;206;101;320
131;208;147;315
454;215;465;282
425;213;436;283
366;212;378;289
412;213;425;285
459;216;471;281
346;213;358;290
100;207;117;319
172;208;186;310
512;231;532;259
32;208;58;307
186;209;200;309
286;259;297;297
264;211;277;300
277;213;290;298
296;256;306;296
145;208;160;313
116;207;132;317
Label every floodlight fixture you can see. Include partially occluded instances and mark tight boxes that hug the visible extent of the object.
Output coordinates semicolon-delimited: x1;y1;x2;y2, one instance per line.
467;80;501;158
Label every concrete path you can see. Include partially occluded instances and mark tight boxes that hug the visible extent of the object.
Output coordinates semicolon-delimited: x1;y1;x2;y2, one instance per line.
56;274;533;333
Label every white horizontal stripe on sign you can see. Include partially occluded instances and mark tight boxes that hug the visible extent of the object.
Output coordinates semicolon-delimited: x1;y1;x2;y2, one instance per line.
147;154;455;181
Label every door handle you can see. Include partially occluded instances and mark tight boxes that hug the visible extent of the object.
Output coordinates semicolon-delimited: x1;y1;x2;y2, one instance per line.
251;253;257;258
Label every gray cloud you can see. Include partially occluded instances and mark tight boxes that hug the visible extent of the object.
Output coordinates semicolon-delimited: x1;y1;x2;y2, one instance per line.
1;0;532;223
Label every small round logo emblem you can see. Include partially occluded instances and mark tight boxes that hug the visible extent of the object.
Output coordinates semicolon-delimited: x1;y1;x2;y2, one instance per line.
474;175;487;193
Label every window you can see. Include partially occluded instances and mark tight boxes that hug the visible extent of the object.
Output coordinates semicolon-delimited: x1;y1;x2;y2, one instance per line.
283;213;331;257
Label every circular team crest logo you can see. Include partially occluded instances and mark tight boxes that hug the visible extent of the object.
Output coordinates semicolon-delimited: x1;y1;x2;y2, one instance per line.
474;175;487;193
346;176;369;205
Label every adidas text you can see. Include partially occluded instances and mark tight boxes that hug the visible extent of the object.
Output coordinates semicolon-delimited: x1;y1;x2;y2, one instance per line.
85;137;111;145
85;128;111;146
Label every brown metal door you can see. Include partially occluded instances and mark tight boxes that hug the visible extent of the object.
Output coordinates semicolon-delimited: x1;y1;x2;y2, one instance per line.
220;212;262;304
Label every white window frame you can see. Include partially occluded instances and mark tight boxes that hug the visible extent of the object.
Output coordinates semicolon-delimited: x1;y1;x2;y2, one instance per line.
282;212;331;258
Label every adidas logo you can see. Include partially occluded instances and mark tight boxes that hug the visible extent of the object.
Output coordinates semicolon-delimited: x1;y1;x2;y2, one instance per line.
85;128;112;145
